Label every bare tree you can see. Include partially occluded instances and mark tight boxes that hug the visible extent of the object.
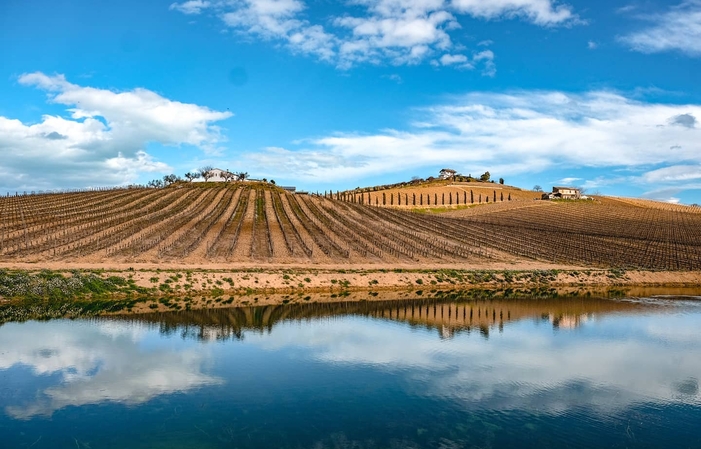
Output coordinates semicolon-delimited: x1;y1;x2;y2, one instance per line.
533;185;543;192
184;172;200;182
222;171;236;182
163;174;179;186
237;172;249;181
199;166;214;182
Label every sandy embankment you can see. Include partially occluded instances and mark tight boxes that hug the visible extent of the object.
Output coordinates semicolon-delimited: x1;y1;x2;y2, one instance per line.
2;261;700;311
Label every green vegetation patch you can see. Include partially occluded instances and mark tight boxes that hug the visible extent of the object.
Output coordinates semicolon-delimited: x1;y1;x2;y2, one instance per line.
0;269;147;301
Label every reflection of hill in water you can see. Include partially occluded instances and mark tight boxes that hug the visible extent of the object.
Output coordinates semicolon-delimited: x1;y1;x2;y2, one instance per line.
109;295;648;341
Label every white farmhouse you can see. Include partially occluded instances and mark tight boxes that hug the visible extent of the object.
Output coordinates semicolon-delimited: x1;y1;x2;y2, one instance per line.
194;168;234;182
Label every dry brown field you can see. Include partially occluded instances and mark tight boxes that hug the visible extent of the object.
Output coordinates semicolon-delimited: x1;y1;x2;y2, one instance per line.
1;183;699;270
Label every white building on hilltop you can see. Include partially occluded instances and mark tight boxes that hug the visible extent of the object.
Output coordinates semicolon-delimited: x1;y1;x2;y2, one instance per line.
194;168;234;182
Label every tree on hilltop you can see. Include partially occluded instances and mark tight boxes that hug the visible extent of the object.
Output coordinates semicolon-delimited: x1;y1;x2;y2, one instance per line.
533;185;543;192
184;172;200;182
163;174;180;186
480;171;491;182
199;166;214;181
223;171;238;182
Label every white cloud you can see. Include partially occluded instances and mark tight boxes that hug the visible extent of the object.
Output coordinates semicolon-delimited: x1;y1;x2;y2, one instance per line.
437;53;470;65
169;0;211;15
620;1;701;56
642;165;701;183
556;177;582;184
641;187;684;204
244;90;701;184
473;49;496;76
0;321;221;419
171;0;577;68
431;50;495;75
450;0;576;25
587;40;597;49
0;73;231;191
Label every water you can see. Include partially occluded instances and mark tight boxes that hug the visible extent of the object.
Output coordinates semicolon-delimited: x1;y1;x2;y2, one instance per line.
1;296;701;448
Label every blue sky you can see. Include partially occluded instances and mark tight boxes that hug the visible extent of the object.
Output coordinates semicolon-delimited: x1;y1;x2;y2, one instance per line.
1;0;700;203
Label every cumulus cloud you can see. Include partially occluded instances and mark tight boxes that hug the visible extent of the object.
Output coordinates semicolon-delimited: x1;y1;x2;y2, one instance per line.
243;90;701;184
431;50;495;74
0;73;231;191
0;321;221;420
620;0;701;56
170;0;577;68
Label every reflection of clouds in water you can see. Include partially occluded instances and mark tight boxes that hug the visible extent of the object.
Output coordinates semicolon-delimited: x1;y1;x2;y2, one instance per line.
252;315;701;414
0;321;221;420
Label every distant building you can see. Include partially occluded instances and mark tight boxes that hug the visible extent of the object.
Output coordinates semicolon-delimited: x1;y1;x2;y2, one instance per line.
543;186;581;200
281;186;296;193
439;168;457;180
194;168;234;182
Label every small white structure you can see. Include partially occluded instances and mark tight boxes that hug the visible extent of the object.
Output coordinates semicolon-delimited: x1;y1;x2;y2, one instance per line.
195;168;235;182
439;168;457;180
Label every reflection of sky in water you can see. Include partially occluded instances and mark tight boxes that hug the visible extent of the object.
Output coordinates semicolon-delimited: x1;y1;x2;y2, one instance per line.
0;301;700;447
0;321;221;419
249;312;701;414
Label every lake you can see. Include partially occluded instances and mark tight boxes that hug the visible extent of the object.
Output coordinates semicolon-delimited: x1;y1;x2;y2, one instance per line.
1;295;700;448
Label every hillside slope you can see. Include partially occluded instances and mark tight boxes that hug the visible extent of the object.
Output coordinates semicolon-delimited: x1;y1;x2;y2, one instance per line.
339;180;535;209
1;183;699;270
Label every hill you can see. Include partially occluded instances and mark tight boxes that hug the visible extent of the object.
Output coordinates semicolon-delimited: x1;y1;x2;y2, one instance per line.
0;183;699;271
338;179;536;209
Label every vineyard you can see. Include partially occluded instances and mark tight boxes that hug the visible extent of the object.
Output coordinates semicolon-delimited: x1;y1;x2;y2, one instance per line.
0;183;699;270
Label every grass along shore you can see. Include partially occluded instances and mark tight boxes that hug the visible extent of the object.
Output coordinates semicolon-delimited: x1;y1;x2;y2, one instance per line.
1;267;700;322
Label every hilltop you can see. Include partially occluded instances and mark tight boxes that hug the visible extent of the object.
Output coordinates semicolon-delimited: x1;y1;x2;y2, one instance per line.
337;178;536;210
